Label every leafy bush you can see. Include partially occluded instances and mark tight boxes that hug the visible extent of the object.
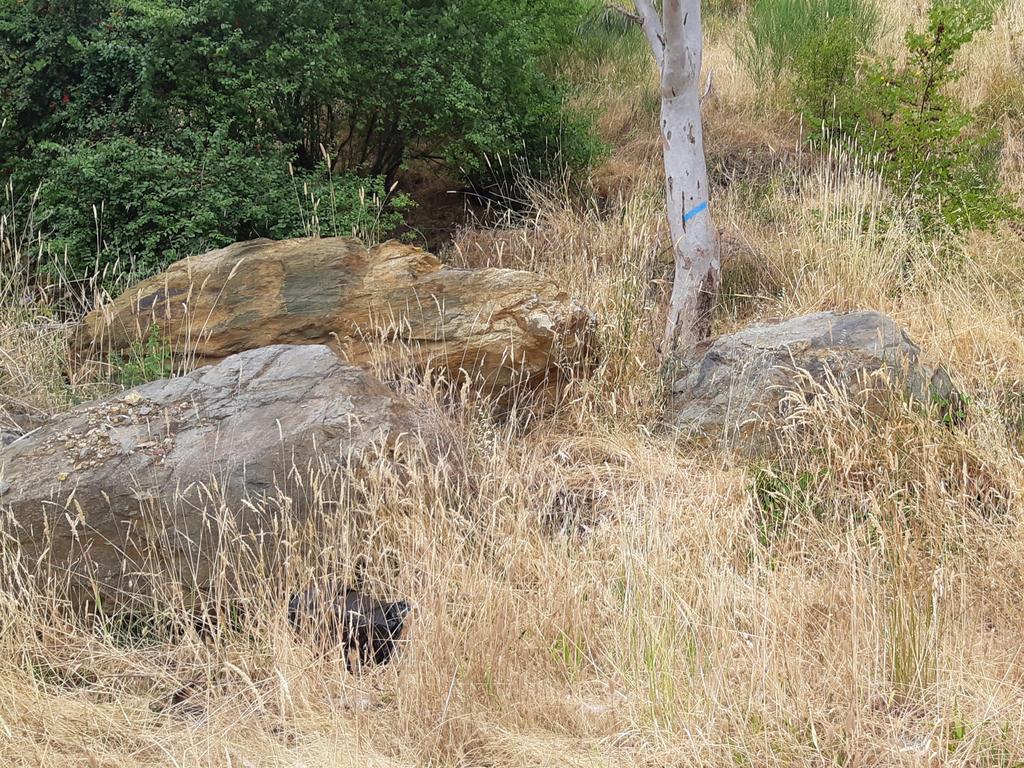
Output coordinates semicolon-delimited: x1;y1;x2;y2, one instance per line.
3;0;596;179
1;0;595;281
739;0;880;98
815;0;1018;234
788;12;877;121
35;134;408;280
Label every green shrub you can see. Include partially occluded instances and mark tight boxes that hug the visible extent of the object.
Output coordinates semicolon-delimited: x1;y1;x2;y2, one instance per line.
2;0;596;181
34;134;408;282
815;0;1019;234
789;13;874;121
1;0;596;282
739;0;879;97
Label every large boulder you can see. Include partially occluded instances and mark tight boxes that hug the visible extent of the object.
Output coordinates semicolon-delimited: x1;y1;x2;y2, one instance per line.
0;345;426;605
76;238;595;398
666;310;956;445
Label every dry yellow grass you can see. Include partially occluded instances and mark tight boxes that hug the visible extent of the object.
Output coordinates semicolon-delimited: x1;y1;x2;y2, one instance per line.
2;2;1024;766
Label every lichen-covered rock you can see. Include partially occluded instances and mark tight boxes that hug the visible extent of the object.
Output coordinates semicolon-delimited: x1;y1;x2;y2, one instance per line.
0;345;426;605
666;310;956;445
76;237;595;398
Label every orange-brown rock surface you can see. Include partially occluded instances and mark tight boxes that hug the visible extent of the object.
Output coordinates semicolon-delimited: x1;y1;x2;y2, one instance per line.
77;238;595;396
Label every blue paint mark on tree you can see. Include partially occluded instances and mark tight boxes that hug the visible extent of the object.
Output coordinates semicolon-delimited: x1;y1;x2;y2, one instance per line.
683;201;708;223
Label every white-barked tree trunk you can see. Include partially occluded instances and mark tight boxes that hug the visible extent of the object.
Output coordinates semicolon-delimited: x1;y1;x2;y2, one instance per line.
634;0;720;353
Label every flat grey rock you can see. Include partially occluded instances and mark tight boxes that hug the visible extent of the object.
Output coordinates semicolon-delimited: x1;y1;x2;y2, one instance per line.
666;310;956;448
0;344;429;606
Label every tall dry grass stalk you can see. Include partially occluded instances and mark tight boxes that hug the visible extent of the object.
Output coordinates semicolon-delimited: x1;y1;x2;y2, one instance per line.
3;365;1024;766
0;180;102;417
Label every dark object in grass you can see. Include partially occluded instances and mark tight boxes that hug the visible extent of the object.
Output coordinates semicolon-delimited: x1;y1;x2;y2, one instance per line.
150;680;205;718
287;586;411;672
